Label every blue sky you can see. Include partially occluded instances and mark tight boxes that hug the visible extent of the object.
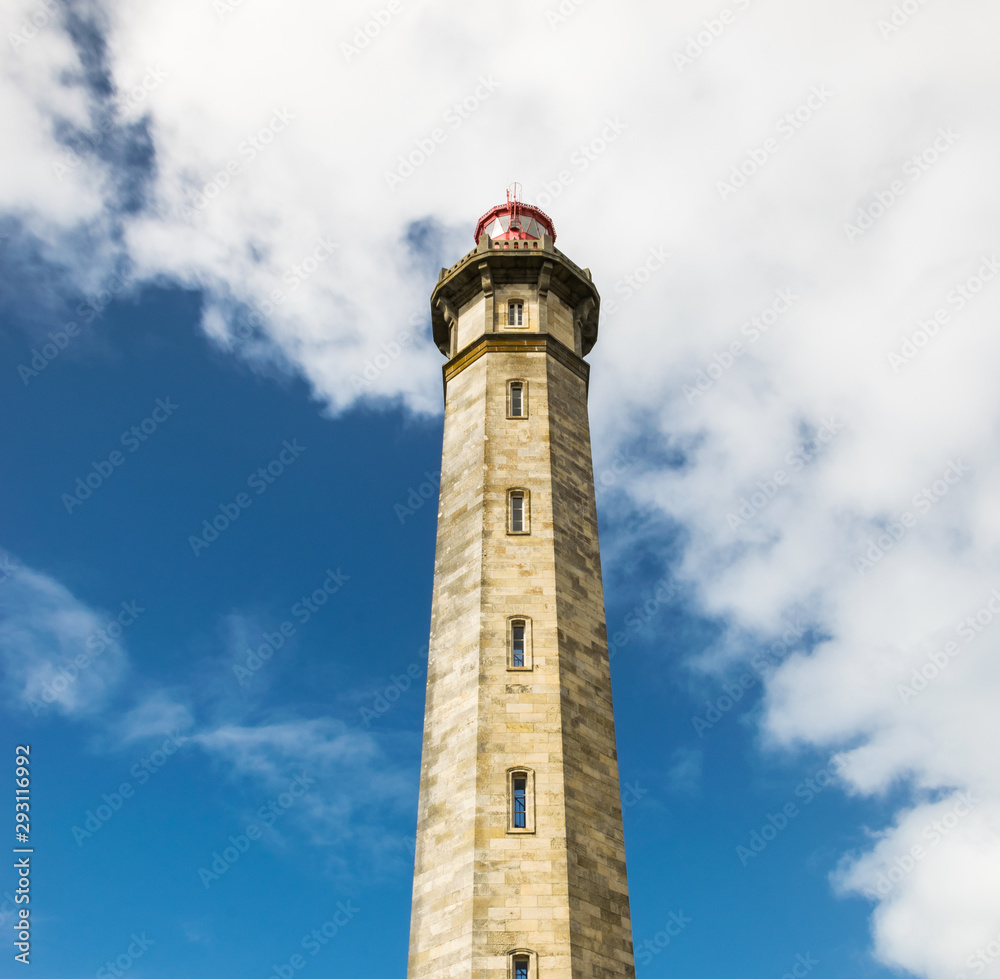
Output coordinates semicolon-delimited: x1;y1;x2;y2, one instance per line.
1;281;903;978
3;1;1000;978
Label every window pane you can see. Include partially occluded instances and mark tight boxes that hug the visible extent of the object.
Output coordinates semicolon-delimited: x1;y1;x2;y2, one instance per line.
513;777;526;828
512;623;525;667
515;959;529;979
510;383;522;416
511;494;523;532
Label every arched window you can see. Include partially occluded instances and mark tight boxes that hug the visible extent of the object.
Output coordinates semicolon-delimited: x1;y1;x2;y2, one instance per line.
507;768;535;833
507;489;530;535
512;775;527;827
508;617;532;670
508;380;527;418
508;949;537;979
508;301;524;327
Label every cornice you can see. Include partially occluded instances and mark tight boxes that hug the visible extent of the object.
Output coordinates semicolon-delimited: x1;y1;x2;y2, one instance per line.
442;332;590;392
430;247;601;357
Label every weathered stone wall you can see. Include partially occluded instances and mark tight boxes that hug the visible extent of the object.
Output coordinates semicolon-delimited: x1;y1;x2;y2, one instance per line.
408;249;633;979
547;355;635;979
408;358;486;979
458;295;487;350
546;294;576;354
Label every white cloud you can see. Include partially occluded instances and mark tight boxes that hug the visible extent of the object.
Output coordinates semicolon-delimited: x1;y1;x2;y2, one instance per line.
1;0;108;223
0;550;130;715
113;689;195;743
4;0;1000;973
0;551;411;864
665;746;703;796
194;717;378;780
192;718;414;860
834;795;1000;978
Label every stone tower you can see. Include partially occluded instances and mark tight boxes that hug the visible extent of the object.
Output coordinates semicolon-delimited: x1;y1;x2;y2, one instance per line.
407;191;635;979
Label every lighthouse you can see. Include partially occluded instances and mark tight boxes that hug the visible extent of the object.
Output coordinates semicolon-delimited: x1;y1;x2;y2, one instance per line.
407;189;635;979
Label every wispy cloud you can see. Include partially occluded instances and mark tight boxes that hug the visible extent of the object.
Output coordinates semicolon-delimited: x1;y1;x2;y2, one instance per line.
0;550;129;715
192;717;415;861
665;747;703;797
113;689;195;743
0;552;412;870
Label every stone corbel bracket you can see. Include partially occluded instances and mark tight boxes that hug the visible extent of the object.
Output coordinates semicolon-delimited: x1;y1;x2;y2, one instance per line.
436;296;459;357
430;247;601;357
573;296;597;355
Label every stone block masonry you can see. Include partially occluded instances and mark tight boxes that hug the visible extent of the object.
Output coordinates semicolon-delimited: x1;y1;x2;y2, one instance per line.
407;213;635;979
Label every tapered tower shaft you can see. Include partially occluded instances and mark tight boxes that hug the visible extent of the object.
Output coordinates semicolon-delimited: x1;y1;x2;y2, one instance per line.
408;199;634;979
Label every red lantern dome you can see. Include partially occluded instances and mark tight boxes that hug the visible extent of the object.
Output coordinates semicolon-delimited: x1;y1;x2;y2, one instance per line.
474;183;556;244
